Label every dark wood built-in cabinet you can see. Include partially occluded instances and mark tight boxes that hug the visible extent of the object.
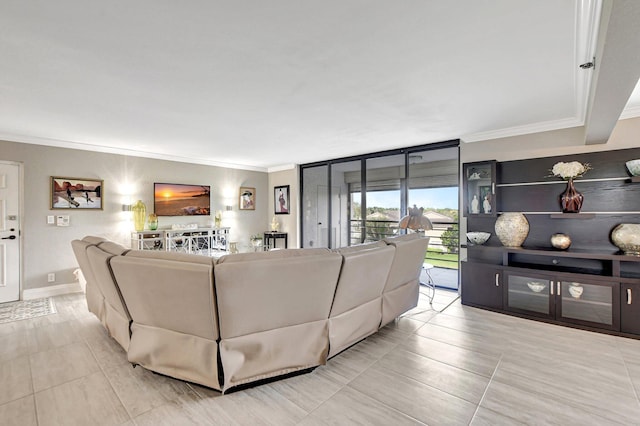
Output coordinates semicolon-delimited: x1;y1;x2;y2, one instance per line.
462;147;640;338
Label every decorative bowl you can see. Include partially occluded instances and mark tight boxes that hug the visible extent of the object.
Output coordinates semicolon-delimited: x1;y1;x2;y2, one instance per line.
627;159;640;176
466;232;491;245
568;283;584;299
527;282;546;293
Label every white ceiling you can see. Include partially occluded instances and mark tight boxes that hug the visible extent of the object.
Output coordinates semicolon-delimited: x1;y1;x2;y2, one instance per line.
1;1;638;171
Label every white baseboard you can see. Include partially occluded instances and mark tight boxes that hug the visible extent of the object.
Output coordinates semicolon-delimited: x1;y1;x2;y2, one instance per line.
23;282;84;300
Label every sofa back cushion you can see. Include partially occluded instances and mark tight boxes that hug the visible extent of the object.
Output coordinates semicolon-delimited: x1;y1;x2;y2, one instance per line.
330;244;395;316
71;239;99;290
110;255;218;340
86;245;130;318
383;234;430;292
215;251;342;338
216;247;330;264
125;249;212;265
82;235;107;245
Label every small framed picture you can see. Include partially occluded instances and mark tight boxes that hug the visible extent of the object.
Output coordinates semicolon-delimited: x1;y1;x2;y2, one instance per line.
239;187;256;210
274;185;290;215
51;177;103;210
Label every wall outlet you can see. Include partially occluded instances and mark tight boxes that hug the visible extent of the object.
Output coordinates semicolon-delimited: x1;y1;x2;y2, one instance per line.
47;273;55;283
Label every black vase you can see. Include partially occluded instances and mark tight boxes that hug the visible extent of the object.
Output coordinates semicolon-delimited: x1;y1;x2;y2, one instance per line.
560;179;583;213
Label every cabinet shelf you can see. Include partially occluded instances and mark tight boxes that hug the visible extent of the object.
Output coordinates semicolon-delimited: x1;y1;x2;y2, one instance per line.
549;213;596;219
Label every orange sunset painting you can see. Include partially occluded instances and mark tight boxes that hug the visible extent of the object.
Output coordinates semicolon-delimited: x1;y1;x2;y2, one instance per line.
154;183;210;216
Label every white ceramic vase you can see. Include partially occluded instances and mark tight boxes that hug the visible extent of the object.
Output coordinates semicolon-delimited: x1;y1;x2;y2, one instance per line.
494;212;529;247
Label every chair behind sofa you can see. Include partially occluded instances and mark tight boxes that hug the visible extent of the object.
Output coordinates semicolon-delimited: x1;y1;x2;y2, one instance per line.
110;250;222;391
380;233;430;327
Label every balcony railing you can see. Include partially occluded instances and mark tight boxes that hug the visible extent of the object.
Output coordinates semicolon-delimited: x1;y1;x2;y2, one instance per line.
349;219;459;269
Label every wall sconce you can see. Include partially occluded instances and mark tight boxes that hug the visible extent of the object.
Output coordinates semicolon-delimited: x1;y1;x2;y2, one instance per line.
225;205;233;211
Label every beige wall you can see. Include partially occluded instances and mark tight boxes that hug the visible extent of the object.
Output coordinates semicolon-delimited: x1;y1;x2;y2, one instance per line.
267;167;299;247
0;140;268;292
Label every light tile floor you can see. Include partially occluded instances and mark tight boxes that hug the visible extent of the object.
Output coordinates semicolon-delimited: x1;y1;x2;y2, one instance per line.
2;289;640;425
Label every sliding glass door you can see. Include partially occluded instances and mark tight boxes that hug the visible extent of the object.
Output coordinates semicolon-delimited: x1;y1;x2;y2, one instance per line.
300;141;459;265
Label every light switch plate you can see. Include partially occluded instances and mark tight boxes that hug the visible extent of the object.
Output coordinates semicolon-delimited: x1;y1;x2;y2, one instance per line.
47;215;55;224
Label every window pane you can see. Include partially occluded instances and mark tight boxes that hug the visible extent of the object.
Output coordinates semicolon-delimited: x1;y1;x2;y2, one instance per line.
365;155;405;242
301;165;328;248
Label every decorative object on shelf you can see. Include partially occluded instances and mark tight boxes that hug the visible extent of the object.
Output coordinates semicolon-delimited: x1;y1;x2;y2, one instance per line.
239;187;256;210
611;223;640;256
550;161;591;180
229;242;239;254
399;204;433;233
132;200;146;232
550;233;571;250
550;161;590;213
568;283;584;299
470;195;480;214
527;282;546;293
214;210;222;228
271;216;280;232
626;159;640;176
559;178;584;213
250;234;263;252
494;212;529;247
466;232;491;245
148;213;158;231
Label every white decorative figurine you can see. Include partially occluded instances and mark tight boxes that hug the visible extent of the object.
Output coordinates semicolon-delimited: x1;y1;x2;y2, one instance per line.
470;195;480;214
483;196;491;213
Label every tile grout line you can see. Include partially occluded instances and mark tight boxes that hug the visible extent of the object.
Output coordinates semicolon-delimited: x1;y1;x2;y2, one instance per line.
469;353;504;423
81;315;136;422
616;341;640;407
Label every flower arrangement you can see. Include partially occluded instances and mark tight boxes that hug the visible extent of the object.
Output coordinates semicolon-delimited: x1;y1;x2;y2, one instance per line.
550;161;591;180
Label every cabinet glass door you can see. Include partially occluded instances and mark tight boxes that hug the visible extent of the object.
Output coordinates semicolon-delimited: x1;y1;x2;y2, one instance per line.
463;161;496;217
505;272;554;318
558;280;619;330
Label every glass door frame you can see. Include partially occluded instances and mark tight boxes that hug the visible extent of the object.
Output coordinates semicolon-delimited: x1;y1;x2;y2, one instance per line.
299;139;460;249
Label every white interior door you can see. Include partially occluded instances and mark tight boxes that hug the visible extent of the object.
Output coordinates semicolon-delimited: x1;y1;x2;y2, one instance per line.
0;162;21;303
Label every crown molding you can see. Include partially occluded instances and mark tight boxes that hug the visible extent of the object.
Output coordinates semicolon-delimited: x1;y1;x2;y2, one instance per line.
619;105;640;120
461;117;584;143
267;164;297;173
0;133;268;172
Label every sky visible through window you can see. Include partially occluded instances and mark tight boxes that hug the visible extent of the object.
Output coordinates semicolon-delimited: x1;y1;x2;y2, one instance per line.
366;187;458;210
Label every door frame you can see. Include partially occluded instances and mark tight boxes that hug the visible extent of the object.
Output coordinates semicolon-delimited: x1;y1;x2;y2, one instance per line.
0;160;24;301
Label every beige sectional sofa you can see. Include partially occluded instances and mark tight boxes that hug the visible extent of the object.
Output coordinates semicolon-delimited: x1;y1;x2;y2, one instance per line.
72;233;429;393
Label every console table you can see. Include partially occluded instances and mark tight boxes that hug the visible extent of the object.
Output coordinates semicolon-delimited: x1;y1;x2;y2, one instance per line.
264;231;288;249
131;227;230;255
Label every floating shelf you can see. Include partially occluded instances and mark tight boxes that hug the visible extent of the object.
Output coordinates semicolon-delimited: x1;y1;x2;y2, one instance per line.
549;213;597;219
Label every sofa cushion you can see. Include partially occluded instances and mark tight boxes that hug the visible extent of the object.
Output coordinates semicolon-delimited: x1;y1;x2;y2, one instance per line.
82;235;107;245
125;249;213;265
332;241;387;255
97;241;129;256
215;252;342;338
71;239;104;320
217;247;330;264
